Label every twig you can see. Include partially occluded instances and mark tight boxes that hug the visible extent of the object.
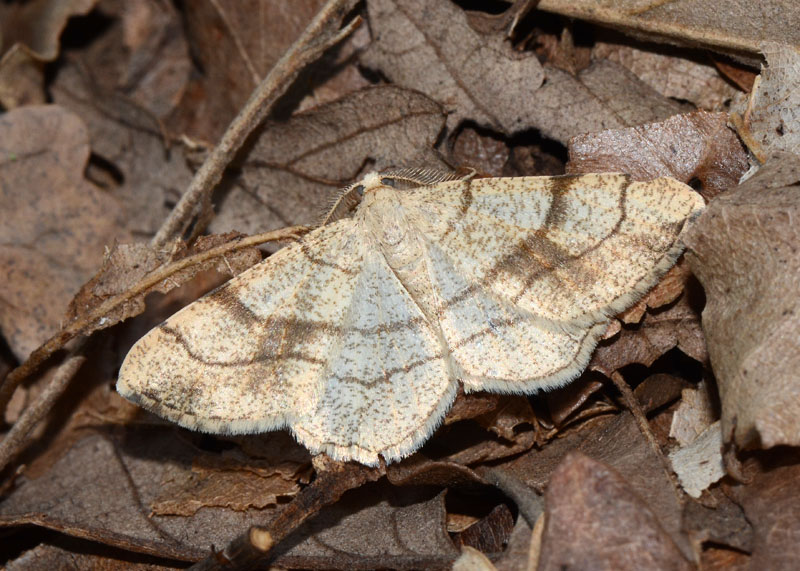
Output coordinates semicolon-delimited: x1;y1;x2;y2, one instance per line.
0;227;306;420
0;348;87;473
150;0;362;248
190;456;382;570
609;370;684;503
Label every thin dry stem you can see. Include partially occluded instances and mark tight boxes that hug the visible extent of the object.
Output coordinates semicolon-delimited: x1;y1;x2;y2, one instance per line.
0;348;87;473
189;456;382;570
150;0;362;248
609;370;684;503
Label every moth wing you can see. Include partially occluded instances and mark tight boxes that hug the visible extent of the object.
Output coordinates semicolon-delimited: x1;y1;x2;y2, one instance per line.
407;174;704;326
117;220;367;434
291;248;456;466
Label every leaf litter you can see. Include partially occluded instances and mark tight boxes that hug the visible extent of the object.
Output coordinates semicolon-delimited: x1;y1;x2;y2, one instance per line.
1;1;799;569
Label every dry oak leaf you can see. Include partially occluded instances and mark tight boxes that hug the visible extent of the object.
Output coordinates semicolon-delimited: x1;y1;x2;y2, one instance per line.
361;0;544;133
4;543;183;571
731;42;800;162
684;152;800;450
536;0;800;66
568;110;749;201
592;42;739;111
0;105;126;360
538;452;692;571
210;85;447;235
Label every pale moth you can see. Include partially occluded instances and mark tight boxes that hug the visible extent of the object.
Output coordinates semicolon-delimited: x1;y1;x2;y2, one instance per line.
118;170;704;465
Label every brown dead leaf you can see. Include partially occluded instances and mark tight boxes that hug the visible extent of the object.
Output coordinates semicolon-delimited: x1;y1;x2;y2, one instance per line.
727;454;800;569
731;43;800;162
429;394;539;465
151;441;307;517
536;0;800;65
51;63;193;236
0;0;98;108
168;0;328;142
568;110;749;200
5;543;182;571
544;376;605;426
272;484;460;569
0;432;233;560
682;488;752;553
65;233;262;333
527;60;689;145
538;452;692;570
0;105;126;360
592;42;739;110
590;293;707;377
450;127;510;177
361;0;544;132
59;0;191;119
210;85;446;234
452;503;514;556
502;412;688;558
684;153;800;450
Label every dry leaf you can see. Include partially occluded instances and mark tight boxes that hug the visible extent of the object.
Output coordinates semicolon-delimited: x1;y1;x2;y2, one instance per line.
0;433;227;560
59;0;191;119
272;485;460;569
568;110;749;200
0;105;126;360
731;43;800;162
669;381;717;447
492;517;536;571
682;490;752;553
0;0;98;108
453;546;497;571
168;0;328;141
361;0;544;132
592;42;739;110
669;421;725;498
51;63;193;236
503;412;688;557
452;504;514;556
450;127;510;177
526;60;689;145
590;293;707;377
151;440;307;516
210;85;446;234
728;455;800;570
537;0;800;65
5;543;182;571
538;452;692;570
684;153;800;449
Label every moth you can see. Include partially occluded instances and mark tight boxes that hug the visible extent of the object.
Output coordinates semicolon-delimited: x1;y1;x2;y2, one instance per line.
118;170;704;465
